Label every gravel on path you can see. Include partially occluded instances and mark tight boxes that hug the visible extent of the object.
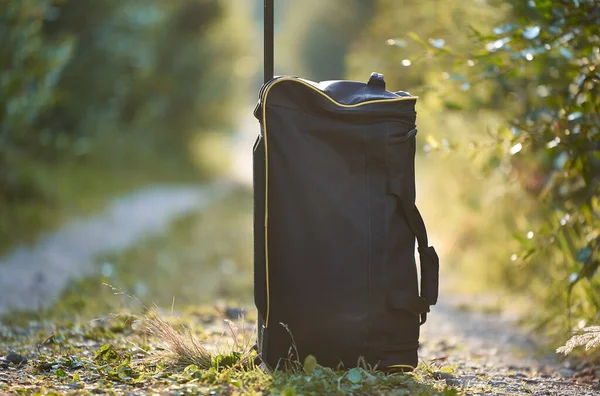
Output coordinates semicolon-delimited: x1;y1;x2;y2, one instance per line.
420;296;599;395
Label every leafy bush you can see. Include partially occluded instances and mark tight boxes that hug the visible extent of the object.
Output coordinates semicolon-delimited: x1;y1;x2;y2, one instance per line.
429;0;600;334
348;0;599;344
463;0;600;338
0;0;74;202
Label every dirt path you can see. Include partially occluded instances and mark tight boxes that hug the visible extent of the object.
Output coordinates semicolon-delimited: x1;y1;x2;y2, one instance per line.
0;183;231;315
420;296;598;394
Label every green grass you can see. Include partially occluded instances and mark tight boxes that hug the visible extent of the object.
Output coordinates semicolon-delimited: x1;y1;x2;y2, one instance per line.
0;190;461;395
0;306;460;395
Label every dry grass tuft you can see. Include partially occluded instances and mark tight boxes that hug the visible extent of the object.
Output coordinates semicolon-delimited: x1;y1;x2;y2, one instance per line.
140;309;213;369
556;326;600;355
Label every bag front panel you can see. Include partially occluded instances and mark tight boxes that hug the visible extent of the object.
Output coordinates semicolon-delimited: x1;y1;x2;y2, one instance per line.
258;78;421;369
266;89;371;367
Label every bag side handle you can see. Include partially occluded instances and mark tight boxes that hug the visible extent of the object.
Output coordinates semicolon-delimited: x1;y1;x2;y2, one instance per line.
387;180;439;325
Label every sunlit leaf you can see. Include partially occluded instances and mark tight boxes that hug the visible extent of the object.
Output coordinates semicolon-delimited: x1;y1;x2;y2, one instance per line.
548;25;562;34
559;213;571;226
95;344;114;360
447;73;466;81
282;388;297;396
184;365;200;376
486;38;511;52
303;355;317;374
509;143;523;155
347;368;363;384
569;272;579;284
212;351;241;369
386;38;407;47
512;232;527;245
229;379;243;389
577;247;592;263
546;136;561;148
554;152;570;169
426;135;440;149
429;38;446;49
406;31;428;48
523;26;541;40
493;24;516;34
559;47;573;59
522;248;536;261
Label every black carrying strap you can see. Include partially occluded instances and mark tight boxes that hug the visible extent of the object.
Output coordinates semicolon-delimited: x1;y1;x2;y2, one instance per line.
388;177;440;325
397;192;439;305
264;0;274;84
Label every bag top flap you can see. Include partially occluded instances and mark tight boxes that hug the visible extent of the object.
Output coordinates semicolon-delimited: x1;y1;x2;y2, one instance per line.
255;74;417;119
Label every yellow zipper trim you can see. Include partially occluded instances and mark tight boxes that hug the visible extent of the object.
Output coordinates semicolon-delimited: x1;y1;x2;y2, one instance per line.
385;364;416;372
261;77;417;328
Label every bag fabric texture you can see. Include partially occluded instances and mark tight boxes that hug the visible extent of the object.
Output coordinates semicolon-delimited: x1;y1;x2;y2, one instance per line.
253;73;439;371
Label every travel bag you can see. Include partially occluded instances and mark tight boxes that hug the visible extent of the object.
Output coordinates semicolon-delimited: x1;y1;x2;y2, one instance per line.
253;0;439;371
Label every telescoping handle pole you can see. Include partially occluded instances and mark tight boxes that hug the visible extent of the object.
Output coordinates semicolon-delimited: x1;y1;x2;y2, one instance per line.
264;0;274;84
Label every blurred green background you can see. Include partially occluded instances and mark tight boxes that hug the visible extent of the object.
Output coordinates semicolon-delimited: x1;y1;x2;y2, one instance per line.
1;0;598;355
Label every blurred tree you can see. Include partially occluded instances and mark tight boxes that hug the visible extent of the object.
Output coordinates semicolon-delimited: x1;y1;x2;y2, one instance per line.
38;0;251;164
0;0;73;202
276;0;375;80
0;0;255;249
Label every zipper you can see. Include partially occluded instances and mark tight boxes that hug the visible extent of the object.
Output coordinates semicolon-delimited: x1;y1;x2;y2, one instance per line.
255;76;417;118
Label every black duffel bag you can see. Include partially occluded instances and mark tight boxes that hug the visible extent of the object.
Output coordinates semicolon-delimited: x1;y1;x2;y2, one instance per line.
253;0;439;371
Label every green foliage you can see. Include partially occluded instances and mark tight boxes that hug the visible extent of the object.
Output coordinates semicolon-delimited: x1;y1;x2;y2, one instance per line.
0;0;254;250
303;354;317;374
433;0;599;333
42;0;248;147
271;363;448;395
212;351;242;369
0;0;74;202
350;0;599;343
